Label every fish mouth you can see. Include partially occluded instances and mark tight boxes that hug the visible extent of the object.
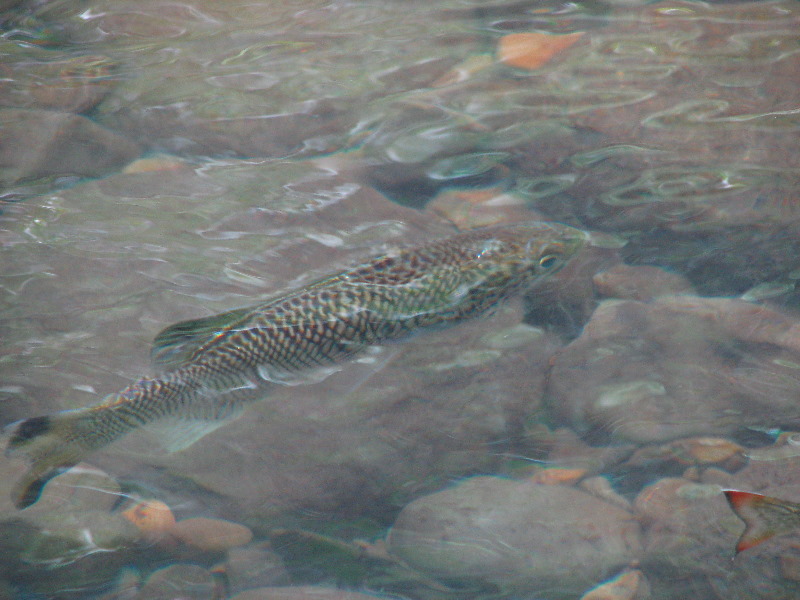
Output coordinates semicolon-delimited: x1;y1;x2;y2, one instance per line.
539;221;590;256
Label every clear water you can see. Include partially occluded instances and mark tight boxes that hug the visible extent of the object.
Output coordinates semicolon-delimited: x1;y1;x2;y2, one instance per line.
1;0;799;598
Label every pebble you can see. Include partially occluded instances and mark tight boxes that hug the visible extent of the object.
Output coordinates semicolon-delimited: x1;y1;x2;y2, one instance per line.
498;32;585;70
529;467;587;485
121;499;176;541
172;517;253;552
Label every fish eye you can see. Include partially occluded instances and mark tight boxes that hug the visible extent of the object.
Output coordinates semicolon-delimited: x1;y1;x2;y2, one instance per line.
538;254;559;269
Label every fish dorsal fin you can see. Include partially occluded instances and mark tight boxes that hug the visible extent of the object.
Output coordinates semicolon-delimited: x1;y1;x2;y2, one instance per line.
151;305;256;373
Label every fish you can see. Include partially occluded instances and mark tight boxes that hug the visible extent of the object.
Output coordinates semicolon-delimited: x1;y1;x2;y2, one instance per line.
723;489;800;554
5;221;587;509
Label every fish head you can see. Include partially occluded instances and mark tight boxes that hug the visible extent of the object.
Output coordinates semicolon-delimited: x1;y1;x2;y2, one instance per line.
470;221;588;281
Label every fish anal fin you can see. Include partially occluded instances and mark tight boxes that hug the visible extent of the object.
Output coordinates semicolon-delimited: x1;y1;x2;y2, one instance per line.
146;413;243;453
151;306;256;372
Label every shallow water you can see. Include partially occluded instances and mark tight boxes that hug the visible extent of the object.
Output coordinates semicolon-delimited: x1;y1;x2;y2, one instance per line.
1;0;800;598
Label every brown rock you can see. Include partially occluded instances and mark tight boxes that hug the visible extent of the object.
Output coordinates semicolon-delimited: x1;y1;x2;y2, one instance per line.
173;517;253;552
218;546;290;595
625;437;745;473
781;554;800;582
593;264;694;301
137;564;216;600
548;296;800;443
528;427;634;475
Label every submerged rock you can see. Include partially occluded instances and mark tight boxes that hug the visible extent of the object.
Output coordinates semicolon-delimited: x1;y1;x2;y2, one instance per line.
386;476;642;598
0;455;140;598
218;545;290;596
269;528;451;596
593;264;694;301
0;53;116;113
172;517;253;552
633;477;800;600
136;564;216;600
0;510;139;599
231;587;394;600
548;295;800;443
426;186;546;230
0;108;140;184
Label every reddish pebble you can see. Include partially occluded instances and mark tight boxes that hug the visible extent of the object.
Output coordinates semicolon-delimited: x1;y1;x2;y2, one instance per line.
173;517;253;552
498;32;584;70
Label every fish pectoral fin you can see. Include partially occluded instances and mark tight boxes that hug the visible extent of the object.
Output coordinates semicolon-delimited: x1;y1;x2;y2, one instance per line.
151;306;256;372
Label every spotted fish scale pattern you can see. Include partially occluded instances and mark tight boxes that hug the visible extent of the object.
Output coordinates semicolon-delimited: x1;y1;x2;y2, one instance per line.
6;221;587;508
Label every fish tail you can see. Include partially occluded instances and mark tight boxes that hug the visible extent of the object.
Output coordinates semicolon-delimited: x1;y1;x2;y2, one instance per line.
723;489;800;554
5;384;163;509
6;409;109;509
5;374;217;509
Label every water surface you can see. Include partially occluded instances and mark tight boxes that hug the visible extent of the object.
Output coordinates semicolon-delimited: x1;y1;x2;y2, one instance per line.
1;1;800;598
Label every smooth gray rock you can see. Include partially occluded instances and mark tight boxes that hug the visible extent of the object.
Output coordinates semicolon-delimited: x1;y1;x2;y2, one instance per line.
387;476;642;598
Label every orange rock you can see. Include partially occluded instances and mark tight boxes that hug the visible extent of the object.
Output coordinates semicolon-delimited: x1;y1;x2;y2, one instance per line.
530;467;587;485
121;499;177;539
678;437;744;464
173;517;253;552
498;32;584;70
